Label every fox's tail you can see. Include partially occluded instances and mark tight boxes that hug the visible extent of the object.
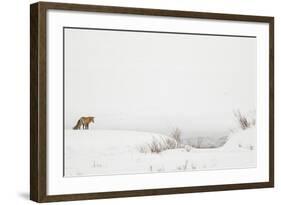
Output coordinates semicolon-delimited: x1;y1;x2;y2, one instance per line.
73;119;81;129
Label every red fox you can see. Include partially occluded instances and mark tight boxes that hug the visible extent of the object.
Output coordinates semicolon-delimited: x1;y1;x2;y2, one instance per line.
73;116;95;130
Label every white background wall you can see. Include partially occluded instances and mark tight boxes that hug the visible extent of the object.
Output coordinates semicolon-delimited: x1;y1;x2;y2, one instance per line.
0;0;279;204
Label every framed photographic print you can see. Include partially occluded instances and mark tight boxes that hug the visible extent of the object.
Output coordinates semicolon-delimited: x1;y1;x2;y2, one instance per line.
30;1;274;202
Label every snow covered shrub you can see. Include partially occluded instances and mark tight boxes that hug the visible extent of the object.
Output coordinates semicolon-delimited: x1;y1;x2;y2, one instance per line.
184;144;192;152
137;137;163;154
138;145;149;153
147;138;164;153
234;110;256;130
170;128;183;148
161;137;177;149
138;136;177;154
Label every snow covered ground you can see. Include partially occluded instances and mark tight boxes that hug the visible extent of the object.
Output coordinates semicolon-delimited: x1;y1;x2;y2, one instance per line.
64;128;256;177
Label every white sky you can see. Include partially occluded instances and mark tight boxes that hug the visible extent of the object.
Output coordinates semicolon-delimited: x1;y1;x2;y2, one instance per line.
64;28;256;138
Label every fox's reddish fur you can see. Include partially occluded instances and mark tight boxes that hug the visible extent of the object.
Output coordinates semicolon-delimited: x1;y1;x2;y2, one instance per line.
73;116;95;130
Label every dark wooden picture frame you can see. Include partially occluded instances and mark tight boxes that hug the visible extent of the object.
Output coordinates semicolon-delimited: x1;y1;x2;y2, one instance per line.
30;1;274;203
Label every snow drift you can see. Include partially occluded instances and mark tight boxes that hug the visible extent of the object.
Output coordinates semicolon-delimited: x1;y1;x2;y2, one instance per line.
64;128;256;177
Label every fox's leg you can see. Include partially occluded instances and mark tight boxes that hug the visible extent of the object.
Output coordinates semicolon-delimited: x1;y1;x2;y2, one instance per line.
81;119;85;129
79;120;82;129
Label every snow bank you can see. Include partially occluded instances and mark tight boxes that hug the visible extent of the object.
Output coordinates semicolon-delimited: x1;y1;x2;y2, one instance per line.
222;127;256;151
64;130;176;176
65;129;173;151
64;128;256;177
